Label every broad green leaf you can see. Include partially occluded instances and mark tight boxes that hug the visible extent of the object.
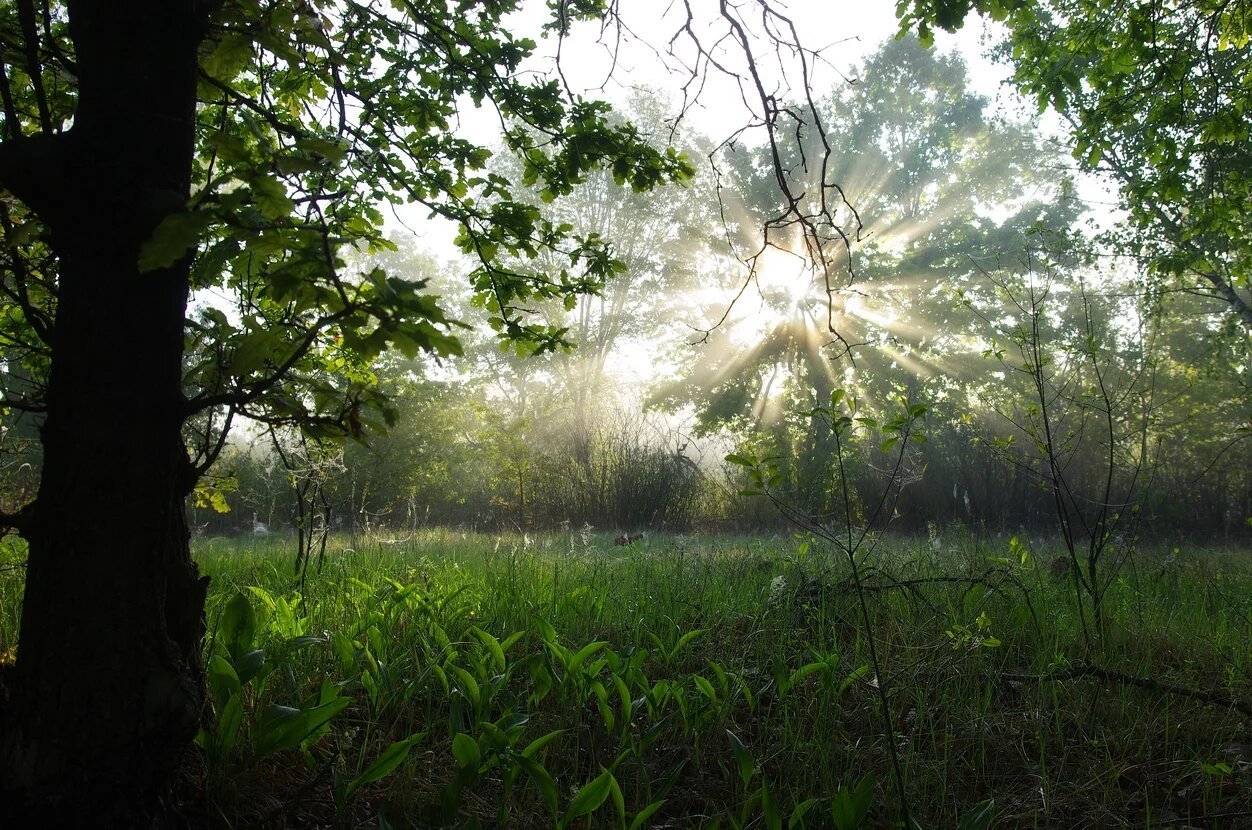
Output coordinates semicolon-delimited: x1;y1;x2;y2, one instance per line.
761;781;782;830
786;662;825;692
522;728;565;759
470;627;506;673
516;754;560;816
211;693;244;762
562;768;616;827
789;797;821;829
609;773;626;829
201;33;254;81
669;628;707;661
451;731;480;770
206;653;241;702
345;733;424;800
252;697;350;756
531;613;557;644
138;211;212;273
251;176;295;220
447;665;482;711
219;592;256;660
233;648;267;685
569;640;608;673
628;799;667;830
726;730;755;788
830;773;874;830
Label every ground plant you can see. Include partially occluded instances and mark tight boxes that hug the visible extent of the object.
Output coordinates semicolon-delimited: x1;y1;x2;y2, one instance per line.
8;528;1239;827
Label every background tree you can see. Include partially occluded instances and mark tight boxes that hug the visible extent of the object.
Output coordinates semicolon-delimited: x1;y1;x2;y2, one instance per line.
652;36;1080;516
899;0;1252;333
498;94;715;453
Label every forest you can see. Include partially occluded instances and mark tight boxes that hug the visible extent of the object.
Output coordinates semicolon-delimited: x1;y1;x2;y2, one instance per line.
0;0;1249;827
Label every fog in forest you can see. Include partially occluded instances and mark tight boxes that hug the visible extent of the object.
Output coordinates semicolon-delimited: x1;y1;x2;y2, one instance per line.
175;27;1247;548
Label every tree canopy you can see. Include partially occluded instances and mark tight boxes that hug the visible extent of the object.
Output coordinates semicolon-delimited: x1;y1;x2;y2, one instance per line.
899;0;1252;333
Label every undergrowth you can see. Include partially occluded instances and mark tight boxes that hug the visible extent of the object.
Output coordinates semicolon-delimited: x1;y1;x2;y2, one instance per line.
4;529;1250;827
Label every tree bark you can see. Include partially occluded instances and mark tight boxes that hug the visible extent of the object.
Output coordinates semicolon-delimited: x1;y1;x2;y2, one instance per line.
0;2;209;824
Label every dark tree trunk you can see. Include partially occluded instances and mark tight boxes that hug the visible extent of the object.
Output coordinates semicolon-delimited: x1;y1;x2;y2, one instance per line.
0;2;209;825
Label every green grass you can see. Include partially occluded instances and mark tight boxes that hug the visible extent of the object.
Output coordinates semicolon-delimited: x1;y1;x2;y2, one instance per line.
179;529;1252;829
4;529;1252;827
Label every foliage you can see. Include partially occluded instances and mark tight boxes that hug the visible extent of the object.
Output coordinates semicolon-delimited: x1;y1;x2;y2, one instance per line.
899;0;1252;333
105;531;1252;825
967;257;1155;645
479;92;718;457
0;0;695;466
650;35;1079;517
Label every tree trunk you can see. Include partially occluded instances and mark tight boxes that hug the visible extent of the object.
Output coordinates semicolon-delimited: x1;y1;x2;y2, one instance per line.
0;2;208;824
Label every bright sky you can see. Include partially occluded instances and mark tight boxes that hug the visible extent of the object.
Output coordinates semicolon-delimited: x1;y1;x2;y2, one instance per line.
445;1;1010;144
395;1;1044;249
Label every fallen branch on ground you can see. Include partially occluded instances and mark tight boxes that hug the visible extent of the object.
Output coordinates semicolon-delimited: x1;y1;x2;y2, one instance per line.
1003;662;1252;718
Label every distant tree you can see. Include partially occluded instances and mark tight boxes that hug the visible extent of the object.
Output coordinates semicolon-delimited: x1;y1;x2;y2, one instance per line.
652;36;1079;513
474;92;719;463
899;0;1252;333
1136;291;1252;537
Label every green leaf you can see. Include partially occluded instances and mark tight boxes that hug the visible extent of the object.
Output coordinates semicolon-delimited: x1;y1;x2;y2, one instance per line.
628;799;667;830
206;653;241;702
789;797;821;829
345;733;424;800
562;768;616;827
830;773;874;830
451;731;481;770
251;176;296;220
448;665;482;712
252;697;350;756
139;211;212;272
233;648;267;685
668;628;707;661
531;613;557;644
569;640;608;673
516;754;560;817
761;781;782;830
522;728;565;759
609;773;627;829
609;673;632;736
219;592;256;661
470;627;506;673
202;33;254;81
786;662;825;692
726;729;755;788
210;693;244;762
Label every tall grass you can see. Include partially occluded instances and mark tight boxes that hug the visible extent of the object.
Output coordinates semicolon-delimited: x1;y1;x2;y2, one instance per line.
170;529;1252;828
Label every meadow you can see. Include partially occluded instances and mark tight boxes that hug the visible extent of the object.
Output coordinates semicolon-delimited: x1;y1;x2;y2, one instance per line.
4;529;1250;829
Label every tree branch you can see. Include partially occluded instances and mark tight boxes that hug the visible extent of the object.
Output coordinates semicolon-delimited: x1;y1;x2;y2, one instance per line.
0;131;73;223
1002;662;1252;719
15;0;52;133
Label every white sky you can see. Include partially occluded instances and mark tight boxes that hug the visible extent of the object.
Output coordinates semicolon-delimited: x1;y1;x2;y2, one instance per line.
393;1;1028;248
460;2;1012;141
